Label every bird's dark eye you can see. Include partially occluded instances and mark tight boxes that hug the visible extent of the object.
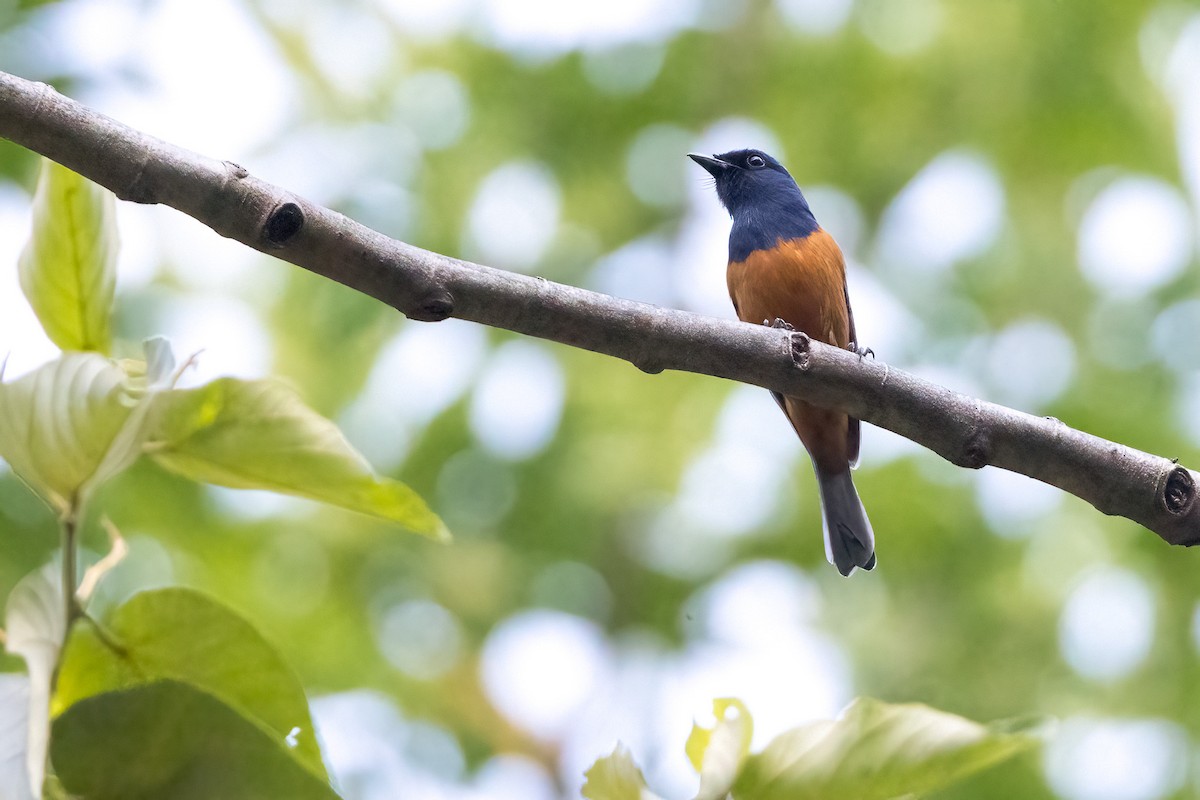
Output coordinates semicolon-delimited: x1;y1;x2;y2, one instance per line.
747;154;766;168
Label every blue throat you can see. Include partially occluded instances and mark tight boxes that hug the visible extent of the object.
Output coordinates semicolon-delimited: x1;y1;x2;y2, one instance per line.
727;200;819;263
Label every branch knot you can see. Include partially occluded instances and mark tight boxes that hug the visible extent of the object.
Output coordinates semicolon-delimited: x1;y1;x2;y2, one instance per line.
1163;466;1195;516
410;289;454;322
789;331;813;371
263;201;304;247
958;430;991;469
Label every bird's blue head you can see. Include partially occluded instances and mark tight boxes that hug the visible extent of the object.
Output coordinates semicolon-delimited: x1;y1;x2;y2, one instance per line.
688;148;819;261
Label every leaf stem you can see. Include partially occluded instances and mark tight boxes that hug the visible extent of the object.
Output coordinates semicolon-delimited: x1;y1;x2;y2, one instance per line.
60;506;82;629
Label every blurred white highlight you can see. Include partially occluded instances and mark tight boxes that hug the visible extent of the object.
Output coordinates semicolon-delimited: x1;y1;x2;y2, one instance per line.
677;561;850;749
582;43;667;95
480;611;609;739
984;318;1076;412
100;0;290;155
302;3;393;94
1151;299;1200;374
804;186;866;257
465;161;561;272
1045;717;1187;800
1155;14;1200;231
588;236;678;306
469;755;557;800
393;70;471;151
477;0;695;53
876;151;1005;273
975;467;1062;537
377;600;464;680
1077;176;1194;296
0;186;56;380
1059;568;1155;682
313;691;473;799
378;0;473;41
776;0;855;35
650;386;804;563
152;295;272;385
469;341;565;460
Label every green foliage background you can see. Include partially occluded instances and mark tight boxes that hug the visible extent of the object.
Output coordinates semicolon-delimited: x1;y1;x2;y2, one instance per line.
2;0;1199;797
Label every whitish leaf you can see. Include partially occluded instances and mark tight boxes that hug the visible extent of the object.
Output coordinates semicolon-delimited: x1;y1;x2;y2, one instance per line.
18;159;117;354
142;336;177;386
582;743;663;800
54;588;327;779
52;681;341;799
0;353;151;513
0;675;35;800
146;377;448;539
734;697;1042;800
686;698;752;800
3;563;66;800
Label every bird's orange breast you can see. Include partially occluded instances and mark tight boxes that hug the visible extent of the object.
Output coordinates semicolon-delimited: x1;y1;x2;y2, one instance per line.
726;228;850;348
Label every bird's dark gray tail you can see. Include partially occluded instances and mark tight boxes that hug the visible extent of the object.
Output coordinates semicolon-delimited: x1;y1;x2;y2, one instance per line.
816;468;876;576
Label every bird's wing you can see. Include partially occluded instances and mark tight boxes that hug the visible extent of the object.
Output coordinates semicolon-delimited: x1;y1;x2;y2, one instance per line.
843;273;861;468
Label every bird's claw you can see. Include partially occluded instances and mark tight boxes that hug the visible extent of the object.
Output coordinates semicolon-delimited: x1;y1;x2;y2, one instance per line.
766;318;795;331
849;341;874;359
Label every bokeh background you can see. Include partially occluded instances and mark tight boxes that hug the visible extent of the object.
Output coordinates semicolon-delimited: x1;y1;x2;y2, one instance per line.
2;0;1200;797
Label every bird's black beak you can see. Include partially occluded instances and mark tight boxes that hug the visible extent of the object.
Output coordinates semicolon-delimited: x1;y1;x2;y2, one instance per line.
688;153;731;177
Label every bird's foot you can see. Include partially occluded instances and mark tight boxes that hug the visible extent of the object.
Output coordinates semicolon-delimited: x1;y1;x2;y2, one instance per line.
849;340;878;359
849;341;874;359
766;318;795;331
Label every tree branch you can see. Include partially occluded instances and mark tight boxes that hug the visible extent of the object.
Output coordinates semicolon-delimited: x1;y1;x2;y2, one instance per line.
1;69;1196;547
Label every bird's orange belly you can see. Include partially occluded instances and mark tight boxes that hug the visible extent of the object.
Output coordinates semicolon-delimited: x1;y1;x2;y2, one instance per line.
726;233;850;348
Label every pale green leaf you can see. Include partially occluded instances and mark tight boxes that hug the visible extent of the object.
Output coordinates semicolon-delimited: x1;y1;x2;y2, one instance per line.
3;563;66;800
686;698;753;800
0;353;151;514
51;681;341;799
734;698;1042;800
582;743;663;800
146;377;448;539
18;159;117;354
54;588;327;779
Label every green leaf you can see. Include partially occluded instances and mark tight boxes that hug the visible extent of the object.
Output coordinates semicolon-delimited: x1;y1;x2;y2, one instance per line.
18;158;117;354
146;377;448;539
582;743;663;800
0;353;151;513
51;681;341;800
2;562;66;800
686;698;753;800
54;588;327;780
733;698;1042;800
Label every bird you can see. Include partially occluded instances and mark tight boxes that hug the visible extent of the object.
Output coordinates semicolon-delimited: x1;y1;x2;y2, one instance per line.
688;148;875;576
